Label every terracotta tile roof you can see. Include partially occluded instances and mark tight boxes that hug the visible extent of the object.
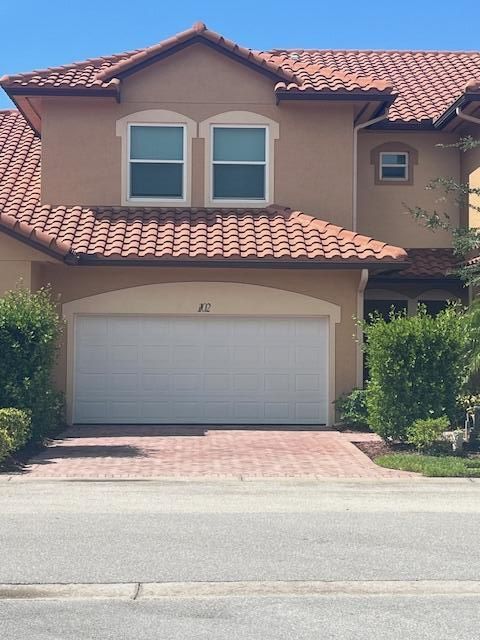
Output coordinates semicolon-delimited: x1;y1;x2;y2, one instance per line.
0;109;407;266
374;248;458;279
5;24;479;121
267;49;480;122
272;59;393;95
0;110;40;217
8;204;406;264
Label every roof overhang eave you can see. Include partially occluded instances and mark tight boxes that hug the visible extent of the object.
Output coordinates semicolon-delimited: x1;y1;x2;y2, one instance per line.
275;90;396;105
73;255;409;269
4;86;120;99
433;92;480;129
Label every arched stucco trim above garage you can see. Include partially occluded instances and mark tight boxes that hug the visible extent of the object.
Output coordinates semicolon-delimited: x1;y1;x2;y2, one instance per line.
63;281;341;426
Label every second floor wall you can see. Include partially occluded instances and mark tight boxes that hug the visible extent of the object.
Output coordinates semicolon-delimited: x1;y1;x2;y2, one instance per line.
37;41;475;248
357;131;460;248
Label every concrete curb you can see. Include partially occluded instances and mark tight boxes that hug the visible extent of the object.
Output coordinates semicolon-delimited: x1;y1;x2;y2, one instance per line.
2;580;480;600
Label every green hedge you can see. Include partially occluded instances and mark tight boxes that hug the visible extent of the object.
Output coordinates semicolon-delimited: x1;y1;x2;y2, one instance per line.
363;305;470;442
334;388;369;428
0;408;31;463
0;287;64;441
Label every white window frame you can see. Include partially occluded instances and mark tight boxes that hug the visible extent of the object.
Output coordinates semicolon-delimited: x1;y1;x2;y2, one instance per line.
379;151;409;182
127;122;187;202
210;124;269;204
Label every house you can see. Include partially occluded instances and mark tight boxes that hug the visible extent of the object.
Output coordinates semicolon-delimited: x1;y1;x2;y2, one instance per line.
0;22;479;427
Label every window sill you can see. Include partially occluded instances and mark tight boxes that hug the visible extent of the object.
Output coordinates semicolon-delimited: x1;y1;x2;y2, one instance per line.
122;197;190;207
206;198;270;209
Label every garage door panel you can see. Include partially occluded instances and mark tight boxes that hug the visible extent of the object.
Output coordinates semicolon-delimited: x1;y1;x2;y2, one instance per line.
141;401;170;419
109;401;140;419
76;345;107;373
173;374;202;392
232;346;261;366
74;316;328;424
108;317;141;341
109;373;139;394
265;402;290;420
140;345;170;369
141;373;170;392
110;345;138;369
264;345;291;367
173;345;202;366
76;317;108;343
264;373;290;392
204;374;231;392
294;345;324;367
76;400;108;421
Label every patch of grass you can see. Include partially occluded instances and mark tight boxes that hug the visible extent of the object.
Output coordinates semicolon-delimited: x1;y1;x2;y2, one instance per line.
375;453;480;477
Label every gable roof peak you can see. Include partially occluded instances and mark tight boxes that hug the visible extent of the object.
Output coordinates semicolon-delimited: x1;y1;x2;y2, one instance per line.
192;21;207;32
93;22;296;84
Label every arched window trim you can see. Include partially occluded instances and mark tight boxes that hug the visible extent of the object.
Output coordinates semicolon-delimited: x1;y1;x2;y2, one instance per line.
116;109;197;206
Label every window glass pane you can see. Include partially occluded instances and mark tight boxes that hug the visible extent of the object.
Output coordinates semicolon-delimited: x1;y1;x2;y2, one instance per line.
213;128;266;162
382;153;407;165
381;165;407;179
130;126;183;161
130;163;183;198
213;164;265;199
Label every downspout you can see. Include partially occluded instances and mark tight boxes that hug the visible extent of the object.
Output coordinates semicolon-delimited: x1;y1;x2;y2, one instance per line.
356;268;369;388
352;109;390;231
455;107;480;126
455;107;480;305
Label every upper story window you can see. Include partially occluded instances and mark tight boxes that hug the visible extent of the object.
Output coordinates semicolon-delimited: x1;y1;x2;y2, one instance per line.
128;124;185;200
212;126;267;201
370;142;418;186
379;151;408;181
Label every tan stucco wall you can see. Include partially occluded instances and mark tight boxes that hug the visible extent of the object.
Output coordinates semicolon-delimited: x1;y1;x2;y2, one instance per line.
41;43;354;227
0;234;57;295
357;131;460;247
33;263;361;409
460;125;480;229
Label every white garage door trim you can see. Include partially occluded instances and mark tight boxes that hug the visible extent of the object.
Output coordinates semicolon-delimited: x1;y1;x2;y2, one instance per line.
63;282;341;426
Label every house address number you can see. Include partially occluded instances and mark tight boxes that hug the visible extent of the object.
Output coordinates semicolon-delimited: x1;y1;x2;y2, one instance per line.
198;302;212;313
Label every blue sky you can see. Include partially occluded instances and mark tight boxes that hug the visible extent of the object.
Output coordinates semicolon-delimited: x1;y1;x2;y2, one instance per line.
1;0;479;109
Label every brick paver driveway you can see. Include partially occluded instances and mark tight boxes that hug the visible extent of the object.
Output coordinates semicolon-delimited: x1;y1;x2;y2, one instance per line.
15;427;414;479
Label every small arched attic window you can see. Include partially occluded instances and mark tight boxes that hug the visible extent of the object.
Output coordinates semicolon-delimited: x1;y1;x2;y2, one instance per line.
370;142;418;186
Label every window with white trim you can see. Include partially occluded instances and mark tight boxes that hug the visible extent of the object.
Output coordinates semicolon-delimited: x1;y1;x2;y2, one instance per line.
212;126;267;200
128;124;185;199
379;151;408;181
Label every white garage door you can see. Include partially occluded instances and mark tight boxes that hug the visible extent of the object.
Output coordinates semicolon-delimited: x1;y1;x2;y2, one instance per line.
73;316;329;425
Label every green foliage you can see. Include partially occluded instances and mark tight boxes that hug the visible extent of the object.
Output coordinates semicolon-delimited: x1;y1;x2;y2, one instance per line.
0;428;13;463
334;388;369;428
0;408;31;463
463;299;480;386
406;416;449;450
363;305;470;442
0;408;31;453
375;453;480;477
0;287;64;441
407;136;480;287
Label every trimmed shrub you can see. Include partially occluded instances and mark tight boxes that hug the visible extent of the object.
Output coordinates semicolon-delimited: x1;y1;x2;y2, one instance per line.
0;409;31;463
406;416;450;451
362;305;471;442
0;428;13;463
335;388;369;428
0;287;64;441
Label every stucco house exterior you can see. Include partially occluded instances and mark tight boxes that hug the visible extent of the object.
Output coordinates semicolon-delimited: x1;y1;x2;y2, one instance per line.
0;22;479;427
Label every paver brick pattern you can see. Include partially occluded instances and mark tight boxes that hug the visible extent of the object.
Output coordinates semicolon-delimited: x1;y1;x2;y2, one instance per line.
18;427;414;479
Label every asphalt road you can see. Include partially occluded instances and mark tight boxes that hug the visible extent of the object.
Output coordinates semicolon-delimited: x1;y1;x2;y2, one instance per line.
2;595;480;640
1;478;480;638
